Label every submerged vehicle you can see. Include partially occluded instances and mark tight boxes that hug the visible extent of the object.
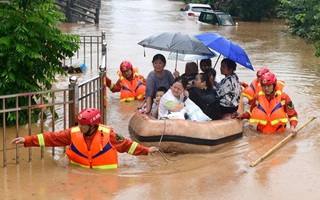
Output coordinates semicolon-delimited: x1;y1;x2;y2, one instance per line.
197;10;236;26
180;3;213;17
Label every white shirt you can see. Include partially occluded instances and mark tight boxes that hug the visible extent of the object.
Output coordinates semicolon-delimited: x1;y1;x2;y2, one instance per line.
158;89;185;118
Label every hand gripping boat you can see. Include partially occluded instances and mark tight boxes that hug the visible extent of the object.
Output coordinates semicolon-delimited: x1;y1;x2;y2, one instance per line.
128;111;243;153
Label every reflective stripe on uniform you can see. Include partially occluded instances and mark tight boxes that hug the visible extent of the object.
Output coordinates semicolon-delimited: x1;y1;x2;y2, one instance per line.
120;97;135;102
70;160;117;169
128;141;138;155
109;83;114;89
270;118;288;125
136;93;145;100
242;93;254;100
250;118;267;125
37;134;45;147
92;164;118;169
289;116;298;121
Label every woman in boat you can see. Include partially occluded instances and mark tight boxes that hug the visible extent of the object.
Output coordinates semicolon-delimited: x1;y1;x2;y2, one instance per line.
216;58;241;116
188;72;221;120
204;68;218;89
144;54;176;114
158;76;189;119
199;58;212;72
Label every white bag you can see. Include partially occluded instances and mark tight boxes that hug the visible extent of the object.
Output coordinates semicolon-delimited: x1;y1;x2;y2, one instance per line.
164;111;186;120
184;98;211;122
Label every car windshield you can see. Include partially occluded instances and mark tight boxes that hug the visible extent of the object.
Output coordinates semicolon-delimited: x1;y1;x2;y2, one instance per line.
191;7;212;12
217;14;235;26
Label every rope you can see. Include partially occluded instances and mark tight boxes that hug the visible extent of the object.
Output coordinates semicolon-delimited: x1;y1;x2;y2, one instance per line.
158;118;166;148
155;118;176;163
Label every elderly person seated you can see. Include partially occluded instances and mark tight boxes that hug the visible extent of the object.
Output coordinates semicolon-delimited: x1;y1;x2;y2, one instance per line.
181;61;199;88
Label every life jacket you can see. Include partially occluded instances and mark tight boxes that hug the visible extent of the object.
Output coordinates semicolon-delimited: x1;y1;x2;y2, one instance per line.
66;125;118;169
242;79;259;101
117;68;146;102
249;89;289;134
242;79;285;103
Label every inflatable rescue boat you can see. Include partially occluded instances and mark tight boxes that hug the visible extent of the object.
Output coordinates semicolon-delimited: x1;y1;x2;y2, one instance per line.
128;111;243;153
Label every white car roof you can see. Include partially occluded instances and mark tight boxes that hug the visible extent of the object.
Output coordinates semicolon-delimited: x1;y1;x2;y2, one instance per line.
188;3;211;8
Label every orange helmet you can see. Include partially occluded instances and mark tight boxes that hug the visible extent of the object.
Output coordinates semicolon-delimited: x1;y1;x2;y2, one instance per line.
77;108;101;125
260;72;277;85
120;61;133;72
256;67;269;78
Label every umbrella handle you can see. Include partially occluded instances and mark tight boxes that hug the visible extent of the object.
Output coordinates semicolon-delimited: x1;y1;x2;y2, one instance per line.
213;54;221;69
174;51;178;71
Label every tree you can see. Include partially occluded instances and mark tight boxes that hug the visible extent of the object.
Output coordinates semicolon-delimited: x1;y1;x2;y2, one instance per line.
281;0;320;56
233;0;280;21
0;0;80;125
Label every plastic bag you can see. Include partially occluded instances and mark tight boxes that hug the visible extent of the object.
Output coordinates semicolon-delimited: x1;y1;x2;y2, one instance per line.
184;98;211;122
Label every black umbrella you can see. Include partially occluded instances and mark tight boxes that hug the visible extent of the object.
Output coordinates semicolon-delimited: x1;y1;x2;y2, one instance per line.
138;32;214;70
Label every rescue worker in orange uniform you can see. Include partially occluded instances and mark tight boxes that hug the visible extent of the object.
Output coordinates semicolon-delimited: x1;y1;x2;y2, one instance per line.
241;68;285;105
11;108;159;169
237;72;298;135
106;61;146;102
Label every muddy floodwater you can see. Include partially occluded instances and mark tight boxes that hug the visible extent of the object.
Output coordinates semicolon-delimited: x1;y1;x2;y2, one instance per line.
1;0;320;199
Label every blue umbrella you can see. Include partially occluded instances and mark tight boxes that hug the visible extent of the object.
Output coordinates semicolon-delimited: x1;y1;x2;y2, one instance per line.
195;33;254;71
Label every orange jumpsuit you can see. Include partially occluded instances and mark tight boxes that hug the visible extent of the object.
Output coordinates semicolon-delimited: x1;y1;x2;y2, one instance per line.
24;125;149;167
106;68;146;95
242;91;298;134
242;79;285;105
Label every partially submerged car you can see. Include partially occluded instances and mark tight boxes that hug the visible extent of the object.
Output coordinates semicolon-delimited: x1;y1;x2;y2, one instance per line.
180;3;213;17
197;10;236;26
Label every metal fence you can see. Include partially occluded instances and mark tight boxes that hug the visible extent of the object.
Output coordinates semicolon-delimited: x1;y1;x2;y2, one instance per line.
0;31;107;167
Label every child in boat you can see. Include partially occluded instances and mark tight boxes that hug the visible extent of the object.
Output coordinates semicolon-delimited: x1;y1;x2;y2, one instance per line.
150;86;168;118
106;61;146;102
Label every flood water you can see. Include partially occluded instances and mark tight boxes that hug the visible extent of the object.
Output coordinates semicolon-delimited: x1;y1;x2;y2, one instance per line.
2;0;320;199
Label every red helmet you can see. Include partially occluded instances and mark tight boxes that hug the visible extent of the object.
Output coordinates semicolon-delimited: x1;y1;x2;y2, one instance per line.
256;67;269;78
77;108;101;125
120;61;133;72
260;72;277;85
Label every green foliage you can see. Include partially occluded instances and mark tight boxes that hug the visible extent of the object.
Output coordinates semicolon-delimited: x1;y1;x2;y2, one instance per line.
282;0;320;56
0;0;80;126
232;0;280;21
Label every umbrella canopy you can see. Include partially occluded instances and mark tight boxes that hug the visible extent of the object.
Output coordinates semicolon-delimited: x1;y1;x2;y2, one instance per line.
195;33;254;71
138;32;214;70
168;52;216;61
